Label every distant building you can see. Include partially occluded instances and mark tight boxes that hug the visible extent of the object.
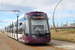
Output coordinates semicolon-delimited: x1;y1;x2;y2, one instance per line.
69;23;75;26
63;24;68;27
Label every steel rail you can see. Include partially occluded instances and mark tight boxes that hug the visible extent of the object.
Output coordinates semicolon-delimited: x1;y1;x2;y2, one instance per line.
0;34;17;50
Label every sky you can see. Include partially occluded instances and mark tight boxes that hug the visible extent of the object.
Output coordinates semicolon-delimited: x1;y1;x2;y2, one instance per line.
0;0;75;29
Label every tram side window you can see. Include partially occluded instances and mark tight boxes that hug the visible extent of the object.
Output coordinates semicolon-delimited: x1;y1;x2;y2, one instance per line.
10;28;11;33
25;20;29;35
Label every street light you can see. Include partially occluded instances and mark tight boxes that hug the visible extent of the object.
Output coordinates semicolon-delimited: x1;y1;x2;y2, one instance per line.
52;0;62;32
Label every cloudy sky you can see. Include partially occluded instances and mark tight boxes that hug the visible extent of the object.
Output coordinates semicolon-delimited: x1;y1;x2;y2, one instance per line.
0;0;75;29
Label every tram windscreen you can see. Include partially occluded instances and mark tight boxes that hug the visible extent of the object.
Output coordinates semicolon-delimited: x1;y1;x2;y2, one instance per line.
31;20;49;37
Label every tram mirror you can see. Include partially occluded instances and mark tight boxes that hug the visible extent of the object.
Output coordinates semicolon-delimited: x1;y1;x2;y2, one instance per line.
20;23;22;25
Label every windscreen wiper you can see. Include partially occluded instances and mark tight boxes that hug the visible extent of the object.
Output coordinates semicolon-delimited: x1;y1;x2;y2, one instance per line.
36;31;43;37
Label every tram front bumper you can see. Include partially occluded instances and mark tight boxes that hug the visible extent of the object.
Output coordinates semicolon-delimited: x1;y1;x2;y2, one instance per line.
24;35;51;43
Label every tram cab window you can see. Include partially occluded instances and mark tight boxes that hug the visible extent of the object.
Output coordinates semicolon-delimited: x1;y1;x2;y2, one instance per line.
34;25;44;31
31;20;49;37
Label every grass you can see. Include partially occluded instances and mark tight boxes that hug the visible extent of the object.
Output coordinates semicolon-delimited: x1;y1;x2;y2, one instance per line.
51;29;75;43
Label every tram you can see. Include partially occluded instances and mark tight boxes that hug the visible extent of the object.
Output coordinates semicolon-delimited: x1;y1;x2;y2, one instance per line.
7;11;51;44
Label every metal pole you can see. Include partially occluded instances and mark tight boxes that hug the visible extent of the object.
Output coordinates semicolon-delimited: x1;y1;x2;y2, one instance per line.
67;21;68;26
17;16;19;41
52;0;62;32
14;11;19;41
0;10;20;40
57;23;58;27
61;22;63;27
12;22;13;38
73;20;74;26
10;24;11;36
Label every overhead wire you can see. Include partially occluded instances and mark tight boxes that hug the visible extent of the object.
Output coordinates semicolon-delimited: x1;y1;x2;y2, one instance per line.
16;0;25;10
11;0;25;17
0;0;26;29
16;0;25;15
16;0;25;17
9;0;25;23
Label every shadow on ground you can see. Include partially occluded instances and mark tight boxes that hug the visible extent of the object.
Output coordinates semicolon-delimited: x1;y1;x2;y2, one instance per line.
25;43;50;46
24;42;61;47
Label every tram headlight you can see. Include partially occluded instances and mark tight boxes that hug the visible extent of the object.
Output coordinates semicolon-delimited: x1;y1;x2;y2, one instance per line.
48;39;50;42
32;36;36;37
47;35;49;37
33;40;35;42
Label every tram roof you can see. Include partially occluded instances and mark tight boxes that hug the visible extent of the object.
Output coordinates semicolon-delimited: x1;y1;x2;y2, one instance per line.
25;11;47;16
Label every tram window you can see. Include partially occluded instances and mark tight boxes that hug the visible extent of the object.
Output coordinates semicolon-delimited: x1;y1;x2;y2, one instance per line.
33;25;44;30
25;20;29;35
19;28;22;34
31;20;49;34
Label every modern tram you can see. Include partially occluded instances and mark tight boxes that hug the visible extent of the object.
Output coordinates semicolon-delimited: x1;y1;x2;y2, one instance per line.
6;11;51;44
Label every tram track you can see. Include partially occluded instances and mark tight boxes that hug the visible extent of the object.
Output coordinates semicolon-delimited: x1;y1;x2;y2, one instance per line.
27;44;65;50
28;46;46;50
0;34;18;50
0;33;66;50
0;33;46;50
